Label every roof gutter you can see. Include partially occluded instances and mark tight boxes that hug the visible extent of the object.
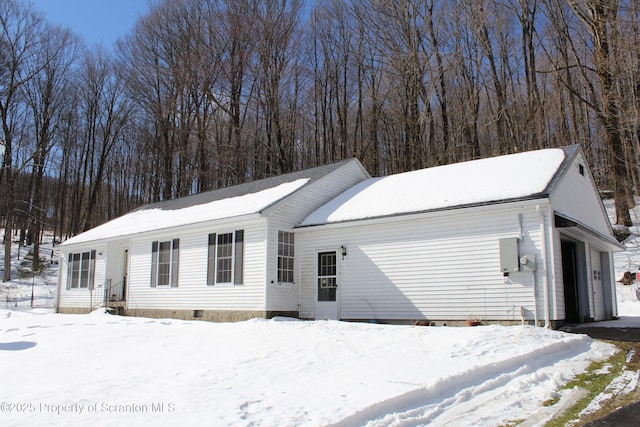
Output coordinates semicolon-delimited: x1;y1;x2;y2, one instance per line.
296;197;550;231
537;204;551;328
60;212;264;248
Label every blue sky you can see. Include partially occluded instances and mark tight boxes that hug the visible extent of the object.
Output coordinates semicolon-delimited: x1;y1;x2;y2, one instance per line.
28;0;155;47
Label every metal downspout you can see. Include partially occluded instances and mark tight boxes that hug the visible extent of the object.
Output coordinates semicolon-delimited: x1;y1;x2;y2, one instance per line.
537;205;551;328
55;250;63;313
532;256;539;327
519;213;538;326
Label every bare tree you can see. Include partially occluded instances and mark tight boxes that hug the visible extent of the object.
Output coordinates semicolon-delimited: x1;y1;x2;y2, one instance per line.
558;0;632;226
364;0;431;172
448;2;482;160
75;48;131;232
117;2;181;201
22;25;79;261
204;0;257;185
512;0;545;150
0;0;45;281
425;0;451;161
253;0;304;175
5;0;640;241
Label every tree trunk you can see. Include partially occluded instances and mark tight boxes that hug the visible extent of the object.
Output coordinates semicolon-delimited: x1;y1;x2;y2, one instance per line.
575;0;632;225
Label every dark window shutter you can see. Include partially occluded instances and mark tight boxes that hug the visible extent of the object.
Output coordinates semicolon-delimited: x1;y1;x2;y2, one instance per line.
89;250;96;290
150;241;158;287
234;230;244;285
207;233;216;286
66;253;73;290
171;239;179;287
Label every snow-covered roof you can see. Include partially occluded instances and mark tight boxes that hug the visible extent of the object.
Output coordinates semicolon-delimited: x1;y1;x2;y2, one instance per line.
300;147;574;227
63;180;308;245
63;159;357;246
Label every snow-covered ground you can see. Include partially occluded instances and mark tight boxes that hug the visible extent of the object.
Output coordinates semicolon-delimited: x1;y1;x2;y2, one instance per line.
607;198;640;322
1;199;640;426
0;309;617;427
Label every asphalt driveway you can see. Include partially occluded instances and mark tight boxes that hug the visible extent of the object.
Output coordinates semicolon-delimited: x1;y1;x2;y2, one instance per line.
559;322;640;426
582;400;640;426
559;324;640;342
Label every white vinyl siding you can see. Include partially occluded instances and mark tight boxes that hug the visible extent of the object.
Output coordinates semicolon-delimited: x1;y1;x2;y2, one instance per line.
57;159;368;315
264;159;369;312
126;217;266;311
550;152;612;237
298;204;546;321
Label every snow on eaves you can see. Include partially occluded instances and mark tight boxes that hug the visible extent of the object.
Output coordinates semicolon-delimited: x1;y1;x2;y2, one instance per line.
63;179;310;246
300;148;567;227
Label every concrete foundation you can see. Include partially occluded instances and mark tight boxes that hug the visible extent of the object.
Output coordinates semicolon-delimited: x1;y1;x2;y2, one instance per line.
57;306;564;328
57;307;95;314
120;308;299;322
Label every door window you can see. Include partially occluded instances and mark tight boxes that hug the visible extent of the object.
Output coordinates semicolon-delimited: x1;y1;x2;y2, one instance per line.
317;252;337;302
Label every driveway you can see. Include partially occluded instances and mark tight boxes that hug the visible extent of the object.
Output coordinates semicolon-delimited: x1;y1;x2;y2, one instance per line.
559;324;640;342
582;400;640;426
559;318;640;426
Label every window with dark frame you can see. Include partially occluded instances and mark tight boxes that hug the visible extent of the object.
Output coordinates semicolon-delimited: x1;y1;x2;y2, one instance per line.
207;230;244;286
277;230;295;283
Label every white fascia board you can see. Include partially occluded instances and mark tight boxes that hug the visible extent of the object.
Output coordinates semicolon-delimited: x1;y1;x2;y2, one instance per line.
61;213;264;248
294;198;551;233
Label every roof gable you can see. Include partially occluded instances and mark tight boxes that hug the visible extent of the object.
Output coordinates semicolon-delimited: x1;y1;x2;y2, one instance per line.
549;148;614;238
63;159;357;246
300;147;571;227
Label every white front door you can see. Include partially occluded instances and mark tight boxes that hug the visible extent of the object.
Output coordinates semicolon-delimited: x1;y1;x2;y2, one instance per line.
315;251;339;320
591;249;605;321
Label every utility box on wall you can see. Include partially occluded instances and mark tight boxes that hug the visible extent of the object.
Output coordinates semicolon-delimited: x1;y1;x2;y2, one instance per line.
499;238;520;274
519;254;536;271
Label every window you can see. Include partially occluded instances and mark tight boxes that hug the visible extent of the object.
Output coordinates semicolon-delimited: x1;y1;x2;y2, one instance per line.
67;250;96;290
216;233;233;283
151;239;179;287
317;251;337;302
277;231;295;283
207;230;244;285
579;164;585;176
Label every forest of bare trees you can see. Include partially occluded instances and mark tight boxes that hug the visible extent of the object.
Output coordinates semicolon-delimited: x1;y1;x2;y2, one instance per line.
2;0;640;280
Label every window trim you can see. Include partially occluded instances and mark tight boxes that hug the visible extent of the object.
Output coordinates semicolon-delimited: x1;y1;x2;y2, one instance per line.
66;250;96;290
207;230;244;286
277;230;295;284
150;239;179;287
216;232;234;284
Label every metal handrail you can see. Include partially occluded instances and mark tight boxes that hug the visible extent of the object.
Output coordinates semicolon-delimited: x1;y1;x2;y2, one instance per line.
103;279;126;304
88;279;127;313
